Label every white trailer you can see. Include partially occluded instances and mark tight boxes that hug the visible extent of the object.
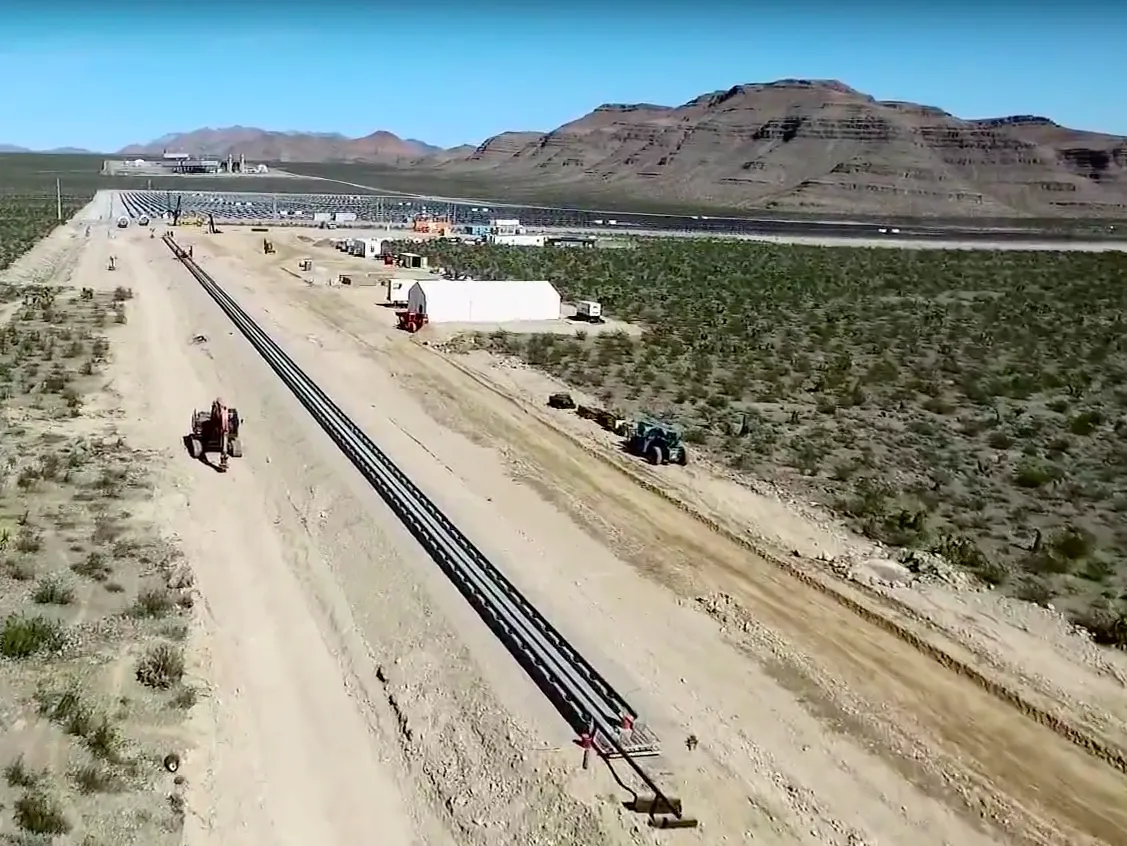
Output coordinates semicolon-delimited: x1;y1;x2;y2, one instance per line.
574;300;603;322
488;233;544;247
385;278;412;305
334;212;357;223
313;212;332;222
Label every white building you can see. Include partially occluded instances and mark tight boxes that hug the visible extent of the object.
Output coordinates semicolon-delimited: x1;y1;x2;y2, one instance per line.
406;279;561;323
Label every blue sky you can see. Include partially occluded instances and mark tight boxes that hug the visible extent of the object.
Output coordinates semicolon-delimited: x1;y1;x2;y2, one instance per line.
0;1;1123;151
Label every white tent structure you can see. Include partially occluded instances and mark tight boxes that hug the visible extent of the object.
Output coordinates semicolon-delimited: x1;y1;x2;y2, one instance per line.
406;279;561;323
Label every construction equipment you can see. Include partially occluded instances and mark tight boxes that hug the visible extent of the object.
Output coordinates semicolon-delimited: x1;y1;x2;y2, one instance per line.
396;311;427;333
263;239;275;255
186;398;242;472
547;392;576;409
626;419;687;466
412;215;450;236
116;216;129;229
166;192;182;226
207;214;220;234
107;256;116;271
577;404;629;436
137;214;150;227
298;259;312;271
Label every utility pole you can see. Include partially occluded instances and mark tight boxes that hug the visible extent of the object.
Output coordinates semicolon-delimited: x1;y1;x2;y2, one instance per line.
55;178;62;221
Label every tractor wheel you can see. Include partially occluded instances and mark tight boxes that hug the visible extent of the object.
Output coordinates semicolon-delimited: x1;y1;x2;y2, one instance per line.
674;448;688;466
647;443;665;465
227;437;243;458
187;437;203;459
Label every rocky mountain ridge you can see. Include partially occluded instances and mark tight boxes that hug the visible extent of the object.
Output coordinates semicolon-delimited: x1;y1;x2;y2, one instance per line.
438;79;1127;217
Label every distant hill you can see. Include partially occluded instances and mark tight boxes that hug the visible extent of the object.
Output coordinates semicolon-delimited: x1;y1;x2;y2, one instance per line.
413;79;1127;218
117;126;440;163
0;145;95;154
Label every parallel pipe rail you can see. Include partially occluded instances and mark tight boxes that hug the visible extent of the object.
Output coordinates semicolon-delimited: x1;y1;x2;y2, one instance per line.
161;234;688;823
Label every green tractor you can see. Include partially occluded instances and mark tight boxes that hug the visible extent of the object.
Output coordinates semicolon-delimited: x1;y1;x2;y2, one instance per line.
626;418;688;466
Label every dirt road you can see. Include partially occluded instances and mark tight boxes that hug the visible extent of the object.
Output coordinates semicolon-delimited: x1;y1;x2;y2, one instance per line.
173;226;1127;845
91;224;634;846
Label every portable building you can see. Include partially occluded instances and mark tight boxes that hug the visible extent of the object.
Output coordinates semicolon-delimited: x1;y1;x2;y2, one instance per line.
406;280;560;324
334;212;357;223
490;218;523;235
313;212;332;222
397;252;428;269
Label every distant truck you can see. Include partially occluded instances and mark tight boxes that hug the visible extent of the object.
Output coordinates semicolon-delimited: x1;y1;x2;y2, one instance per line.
574;300;604;323
116;216;129;229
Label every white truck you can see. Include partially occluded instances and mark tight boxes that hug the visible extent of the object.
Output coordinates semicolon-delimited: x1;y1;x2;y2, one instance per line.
575;300;603;322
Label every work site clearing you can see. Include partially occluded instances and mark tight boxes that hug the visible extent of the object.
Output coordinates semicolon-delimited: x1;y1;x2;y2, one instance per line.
0;192;1126;846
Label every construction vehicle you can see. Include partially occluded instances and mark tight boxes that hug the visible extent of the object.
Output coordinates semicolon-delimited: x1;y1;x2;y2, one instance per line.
263;239;275;255
577;404;629;436
626;419;687;466
107;256;116;271
168;193;182;226
396;311;428;333
298;259;312;271
116;216;129;229
186;398;242;472
548;392;576;409
412;215;450;236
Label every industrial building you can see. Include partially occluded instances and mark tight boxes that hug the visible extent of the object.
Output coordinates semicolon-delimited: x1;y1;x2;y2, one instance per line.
406;279;561;324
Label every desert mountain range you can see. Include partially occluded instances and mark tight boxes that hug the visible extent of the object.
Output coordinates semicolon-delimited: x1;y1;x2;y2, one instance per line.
43;79;1127;216
0;144;93;154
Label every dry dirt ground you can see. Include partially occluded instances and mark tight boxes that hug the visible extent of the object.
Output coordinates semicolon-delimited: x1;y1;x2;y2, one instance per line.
145;222;1127;846
0;196;193;845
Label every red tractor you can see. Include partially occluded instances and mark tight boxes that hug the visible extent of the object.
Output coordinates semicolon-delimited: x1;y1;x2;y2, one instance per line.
186;398;242;472
396;311;428;333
